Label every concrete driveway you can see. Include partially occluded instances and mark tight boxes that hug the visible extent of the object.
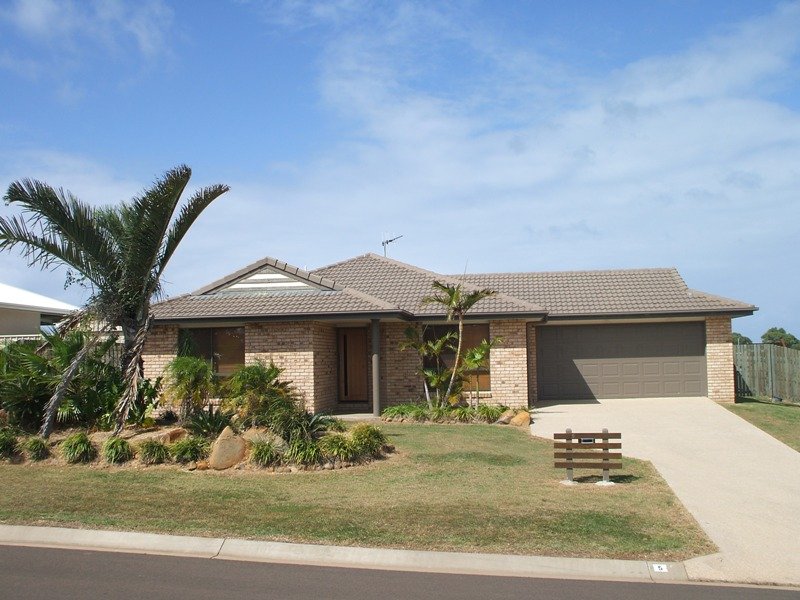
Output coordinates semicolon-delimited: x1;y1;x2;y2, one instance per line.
530;397;800;586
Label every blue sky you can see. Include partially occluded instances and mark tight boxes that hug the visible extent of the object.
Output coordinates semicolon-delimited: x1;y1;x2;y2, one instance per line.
1;0;798;340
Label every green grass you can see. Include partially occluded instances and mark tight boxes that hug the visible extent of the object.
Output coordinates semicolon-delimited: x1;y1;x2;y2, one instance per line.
0;424;713;560
726;397;800;452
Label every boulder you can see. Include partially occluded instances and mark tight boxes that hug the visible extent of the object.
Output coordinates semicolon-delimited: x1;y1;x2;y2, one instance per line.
196;460;209;471
209;426;246;470
495;409;516;425
509;410;531;427
159;428;188;444
241;427;286;450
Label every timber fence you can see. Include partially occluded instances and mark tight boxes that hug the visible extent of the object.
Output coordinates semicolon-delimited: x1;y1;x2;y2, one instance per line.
734;343;800;403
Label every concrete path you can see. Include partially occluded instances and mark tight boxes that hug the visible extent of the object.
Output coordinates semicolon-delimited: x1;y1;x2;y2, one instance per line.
0;524;686;583
530;397;800;586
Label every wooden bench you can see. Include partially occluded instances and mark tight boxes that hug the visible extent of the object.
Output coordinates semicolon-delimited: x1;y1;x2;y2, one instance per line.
554;428;622;484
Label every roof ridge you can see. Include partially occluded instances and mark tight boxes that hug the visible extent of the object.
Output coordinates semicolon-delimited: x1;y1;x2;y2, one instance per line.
192;256;341;296
354;253;546;313
686;288;758;310
313;252;375;273
458;267;680;277
340;286;403;312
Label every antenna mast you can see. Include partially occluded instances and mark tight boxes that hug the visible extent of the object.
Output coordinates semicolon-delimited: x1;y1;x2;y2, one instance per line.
381;234;403;257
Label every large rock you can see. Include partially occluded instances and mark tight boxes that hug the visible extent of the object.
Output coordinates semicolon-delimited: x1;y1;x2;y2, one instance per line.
509;410;531;427
495;409;516;425
158;427;188;444
209;426;246;470
241;427;286;450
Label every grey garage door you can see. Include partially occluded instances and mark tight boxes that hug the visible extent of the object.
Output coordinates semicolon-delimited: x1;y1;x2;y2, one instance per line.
537;322;707;400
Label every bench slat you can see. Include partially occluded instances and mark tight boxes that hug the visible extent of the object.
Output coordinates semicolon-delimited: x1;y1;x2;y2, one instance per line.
554;452;622;459
554;462;623;470
553;432;621;440
554;442;622;450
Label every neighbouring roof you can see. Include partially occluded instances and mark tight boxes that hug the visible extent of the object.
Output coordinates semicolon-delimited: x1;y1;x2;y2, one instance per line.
152;253;756;323
0;282;77;315
456;268;756;318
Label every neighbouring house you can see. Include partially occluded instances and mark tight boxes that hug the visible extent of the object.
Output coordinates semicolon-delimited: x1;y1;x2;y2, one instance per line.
144;253;756;412
0;282;77;337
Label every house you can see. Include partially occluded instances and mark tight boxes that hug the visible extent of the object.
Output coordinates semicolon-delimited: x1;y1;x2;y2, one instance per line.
0;282;77;336
144;253;756;412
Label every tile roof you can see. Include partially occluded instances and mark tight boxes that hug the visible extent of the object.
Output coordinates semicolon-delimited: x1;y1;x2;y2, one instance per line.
455;268;755;317
312;253;547;318
152;253;755;322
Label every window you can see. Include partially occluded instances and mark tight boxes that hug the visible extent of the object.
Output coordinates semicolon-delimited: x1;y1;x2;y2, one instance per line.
178;327;244;376
422;323;491;392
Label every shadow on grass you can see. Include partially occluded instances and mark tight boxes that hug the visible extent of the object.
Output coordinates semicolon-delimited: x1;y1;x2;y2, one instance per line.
573;474;641;484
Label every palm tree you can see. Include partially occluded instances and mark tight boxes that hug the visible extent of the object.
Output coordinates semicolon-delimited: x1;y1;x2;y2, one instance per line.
421;280;496;402
0;165;229;437
461;337;501;407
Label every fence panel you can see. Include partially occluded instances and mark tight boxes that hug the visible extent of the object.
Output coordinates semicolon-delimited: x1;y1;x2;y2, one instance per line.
734;344;800;403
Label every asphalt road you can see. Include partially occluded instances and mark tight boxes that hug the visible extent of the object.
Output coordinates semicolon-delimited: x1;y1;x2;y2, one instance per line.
0;546;797;600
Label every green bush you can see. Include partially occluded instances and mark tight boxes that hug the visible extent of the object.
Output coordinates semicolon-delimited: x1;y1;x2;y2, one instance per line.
0;429;19;459
449;406;477;423
326;417;348;432
349;423;388;458
161;356;216;423
476;404;507;423
24;436;50;461
381;403;428;421
61;432;97;464
138;439;170;465
186;407;233;438
283;437;322;465
249;438;281;467
319;433;356;462
103;436;134;464
170;436;210;463
0;332;124;429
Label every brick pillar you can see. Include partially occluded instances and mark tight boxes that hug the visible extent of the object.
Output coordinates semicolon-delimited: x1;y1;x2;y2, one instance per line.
706;316;735;403
489;320;529;409
142;325;178;381
526;323;538;405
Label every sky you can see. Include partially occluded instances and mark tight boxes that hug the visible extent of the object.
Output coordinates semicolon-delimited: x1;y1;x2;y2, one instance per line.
0;0;798;340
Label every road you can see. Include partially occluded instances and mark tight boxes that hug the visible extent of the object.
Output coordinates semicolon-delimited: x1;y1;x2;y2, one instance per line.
0;546;796;599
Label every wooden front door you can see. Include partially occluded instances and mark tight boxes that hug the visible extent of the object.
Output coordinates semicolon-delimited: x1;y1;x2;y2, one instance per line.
337;327;369;402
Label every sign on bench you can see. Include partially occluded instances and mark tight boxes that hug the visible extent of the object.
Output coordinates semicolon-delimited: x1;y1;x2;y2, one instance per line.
554;428;622;484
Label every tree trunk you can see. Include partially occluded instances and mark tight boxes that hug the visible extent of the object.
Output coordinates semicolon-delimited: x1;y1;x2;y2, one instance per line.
445;319;464;402
113;314;152;435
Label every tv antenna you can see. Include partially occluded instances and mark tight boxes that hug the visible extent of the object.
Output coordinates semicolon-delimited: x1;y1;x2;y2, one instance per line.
381;234;403;256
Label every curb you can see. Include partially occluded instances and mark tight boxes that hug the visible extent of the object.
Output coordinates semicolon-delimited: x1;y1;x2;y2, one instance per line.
0;524;686;583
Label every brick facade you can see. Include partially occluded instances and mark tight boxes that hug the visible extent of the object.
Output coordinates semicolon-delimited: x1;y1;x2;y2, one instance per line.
706;316;735;403
142;324;178;381
488;320;529;408
311;323;338;413
380;322;423;407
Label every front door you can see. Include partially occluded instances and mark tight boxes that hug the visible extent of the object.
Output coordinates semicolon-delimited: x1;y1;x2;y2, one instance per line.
337;327;369;402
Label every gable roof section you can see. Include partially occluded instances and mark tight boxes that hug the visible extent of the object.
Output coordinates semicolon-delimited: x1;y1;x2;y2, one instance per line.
152;256;406;321
312;253;547;319
457;268;755;318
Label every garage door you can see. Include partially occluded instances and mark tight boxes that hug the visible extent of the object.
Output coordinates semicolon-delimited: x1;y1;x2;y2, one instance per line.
537;323;707;400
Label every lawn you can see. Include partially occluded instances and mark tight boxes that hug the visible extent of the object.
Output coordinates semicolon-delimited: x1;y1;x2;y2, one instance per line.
725;397;800;452
0;423;714;560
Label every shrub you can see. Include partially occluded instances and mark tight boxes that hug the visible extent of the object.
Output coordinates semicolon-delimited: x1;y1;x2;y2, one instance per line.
222;360;297;428
0;428;19;459
476;404;508;423
138;439;170;465
103;436;134;464
61;432;97;463
428;406;449;423
170;436;210;463
349;423;388;458
24;436;50;461
161;356;216;423
283;437;322;465
249;438;281;467
319;433;356;462
326;417;348;432
186;407;233;438
449;406;477;423
382;403;428;421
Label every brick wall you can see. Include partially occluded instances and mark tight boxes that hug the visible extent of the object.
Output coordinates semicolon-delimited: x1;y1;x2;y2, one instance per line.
142;324;178;381
489;320;529;408
380;321;422;407
245;321;315;409
311;322;337;413
706;316;735;403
